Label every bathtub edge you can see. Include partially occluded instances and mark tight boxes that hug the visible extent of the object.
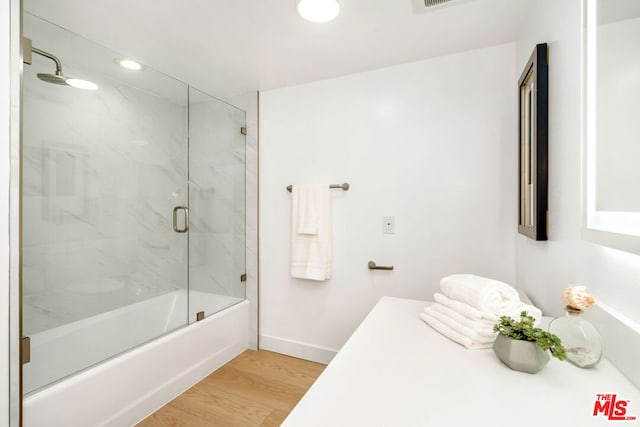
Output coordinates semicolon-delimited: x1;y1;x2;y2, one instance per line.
23;299;249;427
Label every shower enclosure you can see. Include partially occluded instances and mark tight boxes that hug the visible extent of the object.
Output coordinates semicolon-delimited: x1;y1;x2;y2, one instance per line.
21;13;246;394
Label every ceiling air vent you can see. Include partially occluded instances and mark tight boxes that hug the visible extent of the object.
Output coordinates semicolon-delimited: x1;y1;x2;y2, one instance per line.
424;0;455;7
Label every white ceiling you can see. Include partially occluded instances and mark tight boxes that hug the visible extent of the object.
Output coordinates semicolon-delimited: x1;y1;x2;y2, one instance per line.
24;0;532;98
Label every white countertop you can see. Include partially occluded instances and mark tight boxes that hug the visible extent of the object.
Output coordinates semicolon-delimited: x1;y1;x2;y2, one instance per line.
282;297;640;426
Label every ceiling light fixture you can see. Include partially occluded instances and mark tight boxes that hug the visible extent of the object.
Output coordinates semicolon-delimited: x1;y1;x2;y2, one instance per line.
117;59;143;71
297;0;340;23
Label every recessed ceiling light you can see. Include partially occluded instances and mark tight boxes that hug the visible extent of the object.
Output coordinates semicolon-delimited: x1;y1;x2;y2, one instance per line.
117;59;143;71
66;78;99;90
297;0;340;23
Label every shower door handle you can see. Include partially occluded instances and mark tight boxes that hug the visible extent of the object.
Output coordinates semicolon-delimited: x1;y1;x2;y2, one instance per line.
173;206;189;233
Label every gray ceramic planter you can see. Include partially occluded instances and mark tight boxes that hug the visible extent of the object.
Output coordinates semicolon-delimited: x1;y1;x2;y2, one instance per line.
492;334;550;374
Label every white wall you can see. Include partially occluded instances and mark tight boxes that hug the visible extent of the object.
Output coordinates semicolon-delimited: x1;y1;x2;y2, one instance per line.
2;0;20;424
514;0;640;388
260;43;517;363
1;0;11;423
514;0;582;315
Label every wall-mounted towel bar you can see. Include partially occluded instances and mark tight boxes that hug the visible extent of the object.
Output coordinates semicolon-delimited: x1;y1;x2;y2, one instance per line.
286;183;350;192
368;261;394;271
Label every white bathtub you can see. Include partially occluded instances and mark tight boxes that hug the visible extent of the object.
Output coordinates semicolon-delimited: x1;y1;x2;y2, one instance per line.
23;291;248;427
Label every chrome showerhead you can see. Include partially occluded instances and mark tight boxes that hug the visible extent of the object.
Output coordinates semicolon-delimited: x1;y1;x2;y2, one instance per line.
424;0;455;6
31;46;98;90
36;72;69;86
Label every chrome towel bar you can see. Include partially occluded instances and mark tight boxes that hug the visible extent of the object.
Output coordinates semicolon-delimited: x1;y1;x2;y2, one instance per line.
287;183;350;192
368;261;394;271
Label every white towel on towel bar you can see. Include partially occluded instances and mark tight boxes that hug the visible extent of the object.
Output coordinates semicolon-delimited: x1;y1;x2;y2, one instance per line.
296;185;322;235
290;185;332;280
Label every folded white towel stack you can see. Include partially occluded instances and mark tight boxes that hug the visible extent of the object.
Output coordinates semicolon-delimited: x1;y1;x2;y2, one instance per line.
420;274;543;350
290;185;332;281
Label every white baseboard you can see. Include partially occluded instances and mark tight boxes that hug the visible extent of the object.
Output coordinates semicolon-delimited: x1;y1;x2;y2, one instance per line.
260;334;337;364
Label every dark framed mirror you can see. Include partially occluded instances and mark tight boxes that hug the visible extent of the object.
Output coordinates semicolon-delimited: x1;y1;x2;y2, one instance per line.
518;43;548;241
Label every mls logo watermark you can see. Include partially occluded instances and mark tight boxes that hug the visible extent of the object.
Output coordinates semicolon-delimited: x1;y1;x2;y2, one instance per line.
593;394;637;421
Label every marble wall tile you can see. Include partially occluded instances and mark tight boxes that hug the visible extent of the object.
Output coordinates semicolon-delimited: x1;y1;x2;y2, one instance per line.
22;15;256;351
188;91;247;313
23;15;190;335
225;91;258;350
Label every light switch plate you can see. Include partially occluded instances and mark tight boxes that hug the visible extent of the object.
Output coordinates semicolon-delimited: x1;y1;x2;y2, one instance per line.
383;216;395;234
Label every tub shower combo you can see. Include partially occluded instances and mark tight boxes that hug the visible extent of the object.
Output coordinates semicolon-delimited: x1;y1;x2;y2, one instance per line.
21;13;249;426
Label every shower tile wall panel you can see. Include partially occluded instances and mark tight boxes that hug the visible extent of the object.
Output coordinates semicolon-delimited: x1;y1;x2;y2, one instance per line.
22;54;189;334
225;91;258;349
244;95;259;350
188;98;246;307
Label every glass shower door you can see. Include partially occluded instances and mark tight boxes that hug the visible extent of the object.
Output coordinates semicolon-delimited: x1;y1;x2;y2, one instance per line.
188;88;246;322
21;12;190;393
21;11;247;396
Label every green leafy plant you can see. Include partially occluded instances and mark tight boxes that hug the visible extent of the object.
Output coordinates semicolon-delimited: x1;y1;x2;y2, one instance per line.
493;311;567;361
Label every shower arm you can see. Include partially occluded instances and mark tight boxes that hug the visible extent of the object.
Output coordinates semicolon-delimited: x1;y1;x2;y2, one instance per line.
31;47;64;76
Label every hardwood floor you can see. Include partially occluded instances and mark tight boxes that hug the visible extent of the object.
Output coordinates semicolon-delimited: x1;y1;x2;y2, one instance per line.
136;350;326;427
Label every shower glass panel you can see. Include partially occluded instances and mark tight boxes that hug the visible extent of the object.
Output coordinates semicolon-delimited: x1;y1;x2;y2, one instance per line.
188;88;246;322
20;13;245;394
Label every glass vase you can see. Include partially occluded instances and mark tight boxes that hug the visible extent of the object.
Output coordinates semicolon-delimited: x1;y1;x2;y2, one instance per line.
548;306;603;368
